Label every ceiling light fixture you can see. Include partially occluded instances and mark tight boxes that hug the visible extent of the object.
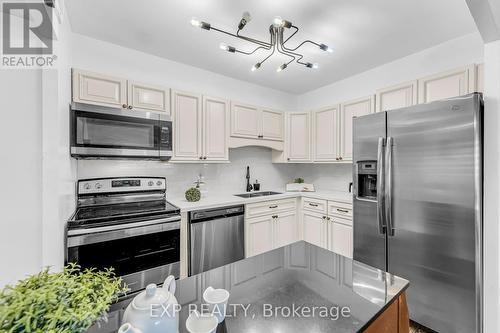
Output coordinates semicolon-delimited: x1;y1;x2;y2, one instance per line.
189;12;333;72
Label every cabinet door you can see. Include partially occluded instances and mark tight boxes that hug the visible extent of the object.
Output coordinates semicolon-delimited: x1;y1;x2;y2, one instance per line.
72;69;127;108
375;81;417;112
172;90;202;161
418;65;475;103
274;211;298;248
230;102;260;139
476;63;484;93
340;96;374;161
313;106;340;161
302;211;327;249
128;81;170;113
332;221;353;258
287;112;311;162
246;215;274;257
261;109;284;141
203;96;229;161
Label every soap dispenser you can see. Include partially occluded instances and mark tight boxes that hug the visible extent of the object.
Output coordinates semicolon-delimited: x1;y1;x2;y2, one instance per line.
253;180;260;191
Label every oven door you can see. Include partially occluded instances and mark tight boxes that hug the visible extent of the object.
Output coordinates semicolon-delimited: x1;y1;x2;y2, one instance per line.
70;104;172;160
66;216;180;294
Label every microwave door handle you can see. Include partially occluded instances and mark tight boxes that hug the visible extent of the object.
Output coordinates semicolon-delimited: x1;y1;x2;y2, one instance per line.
385;137;394;236
377;137;386;234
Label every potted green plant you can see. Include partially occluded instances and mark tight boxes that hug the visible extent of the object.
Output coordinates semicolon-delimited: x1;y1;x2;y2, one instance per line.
0;263;128;333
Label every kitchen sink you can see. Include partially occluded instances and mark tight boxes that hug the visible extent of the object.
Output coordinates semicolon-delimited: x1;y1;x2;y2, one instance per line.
234;191;282;198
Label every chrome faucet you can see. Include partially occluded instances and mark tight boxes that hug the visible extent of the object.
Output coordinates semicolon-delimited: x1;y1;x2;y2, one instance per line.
246;166;253;192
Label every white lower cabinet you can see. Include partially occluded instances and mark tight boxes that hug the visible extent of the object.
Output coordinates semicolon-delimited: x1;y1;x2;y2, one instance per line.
302;198;353;258
245;199;298;257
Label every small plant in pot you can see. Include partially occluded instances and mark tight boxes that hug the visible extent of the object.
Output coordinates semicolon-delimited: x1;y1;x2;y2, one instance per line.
0;263;128;333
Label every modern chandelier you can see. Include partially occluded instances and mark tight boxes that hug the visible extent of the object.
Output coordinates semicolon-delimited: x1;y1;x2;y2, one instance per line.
190;12;333;72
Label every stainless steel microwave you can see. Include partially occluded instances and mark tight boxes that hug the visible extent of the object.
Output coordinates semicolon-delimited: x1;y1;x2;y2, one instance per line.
70;103;172;160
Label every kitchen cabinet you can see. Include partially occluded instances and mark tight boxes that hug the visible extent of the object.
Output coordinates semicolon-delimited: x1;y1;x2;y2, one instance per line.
331;219;353;258
375;80;418;112
340;96;374;161
302;197;353;258
476;63;484;93
173;92;229;162
313;105;340;162
261;109;284;140
287;112;311;162
72;69;127;108
230;103;284;141
418;64;476;104
302;211;327;249
72;69;170;113
203;96;229;161
274;211;299;248
247;215;274;257
128;81;170;113
245;199;298;257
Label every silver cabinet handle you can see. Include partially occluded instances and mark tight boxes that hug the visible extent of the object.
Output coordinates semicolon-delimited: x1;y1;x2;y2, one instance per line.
309;203;319;207
377;137;386;235
385;136;394;236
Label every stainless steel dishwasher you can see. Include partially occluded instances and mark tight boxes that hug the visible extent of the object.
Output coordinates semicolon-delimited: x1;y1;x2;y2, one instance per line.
189;205;245;276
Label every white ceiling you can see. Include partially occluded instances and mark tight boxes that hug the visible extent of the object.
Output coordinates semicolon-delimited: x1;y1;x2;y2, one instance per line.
65;0;477;94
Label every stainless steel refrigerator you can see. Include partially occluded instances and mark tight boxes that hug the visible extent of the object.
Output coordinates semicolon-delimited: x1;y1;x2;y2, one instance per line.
353;93;483;333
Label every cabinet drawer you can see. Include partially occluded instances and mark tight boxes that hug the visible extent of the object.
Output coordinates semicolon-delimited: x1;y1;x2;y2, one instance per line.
303;197;327;214
328;201;352;219
332;215;352;226
246;198;296;218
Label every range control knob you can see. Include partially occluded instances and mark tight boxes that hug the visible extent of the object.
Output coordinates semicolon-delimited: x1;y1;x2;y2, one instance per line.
148;181;154;186
156;181;162;186
83;183;91;190
95;182;102;189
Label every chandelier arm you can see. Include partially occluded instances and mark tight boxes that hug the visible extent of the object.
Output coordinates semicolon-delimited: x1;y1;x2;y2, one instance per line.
236;28;273;48
285;39;321;52
258;43;276;66
279;30;308;66
211;26;271;48
282;25;299;44
235;45;269;56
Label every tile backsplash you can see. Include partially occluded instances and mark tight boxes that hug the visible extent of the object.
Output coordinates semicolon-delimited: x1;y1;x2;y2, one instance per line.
77;147;352;198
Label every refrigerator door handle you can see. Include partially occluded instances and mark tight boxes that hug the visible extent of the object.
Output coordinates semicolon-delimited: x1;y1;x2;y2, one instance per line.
376;137;386;234
385;136;394;236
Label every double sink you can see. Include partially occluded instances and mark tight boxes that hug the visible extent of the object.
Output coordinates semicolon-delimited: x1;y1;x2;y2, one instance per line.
234;191;282;198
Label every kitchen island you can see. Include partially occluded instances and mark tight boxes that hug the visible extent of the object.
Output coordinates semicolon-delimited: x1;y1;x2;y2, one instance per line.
174;241;409;333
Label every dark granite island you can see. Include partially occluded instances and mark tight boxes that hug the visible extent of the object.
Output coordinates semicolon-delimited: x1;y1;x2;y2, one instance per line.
175;241;409;333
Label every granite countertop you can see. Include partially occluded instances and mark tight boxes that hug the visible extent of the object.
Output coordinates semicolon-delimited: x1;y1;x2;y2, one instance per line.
174;241;409;333
168;190;353;212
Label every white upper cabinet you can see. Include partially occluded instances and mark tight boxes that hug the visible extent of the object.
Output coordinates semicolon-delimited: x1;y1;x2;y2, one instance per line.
340;96;374;161
230;102;261;139
73;69;127;108
375;80;418;112
313;106;340;162
261;109;284;141
128;81;170;113
72;69;170;113
203;96;229;161
418;65;476;104
476;63;484;93
287;112;311;162
172;90;202;161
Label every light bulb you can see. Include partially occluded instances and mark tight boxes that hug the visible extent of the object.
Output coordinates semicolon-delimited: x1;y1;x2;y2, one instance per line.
277;63;287;72
273;16;284;27
190;18;201;28
312;63;319;69
306;62;319;69
251;63;261;71
219;43;229;51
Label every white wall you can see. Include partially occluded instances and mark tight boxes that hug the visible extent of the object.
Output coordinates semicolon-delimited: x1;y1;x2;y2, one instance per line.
483;39;500;333
297;33;484;110
70;33;297;111
0;14;44;286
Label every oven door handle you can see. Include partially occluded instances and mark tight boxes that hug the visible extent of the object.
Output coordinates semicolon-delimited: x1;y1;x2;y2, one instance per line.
67;216;180;247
